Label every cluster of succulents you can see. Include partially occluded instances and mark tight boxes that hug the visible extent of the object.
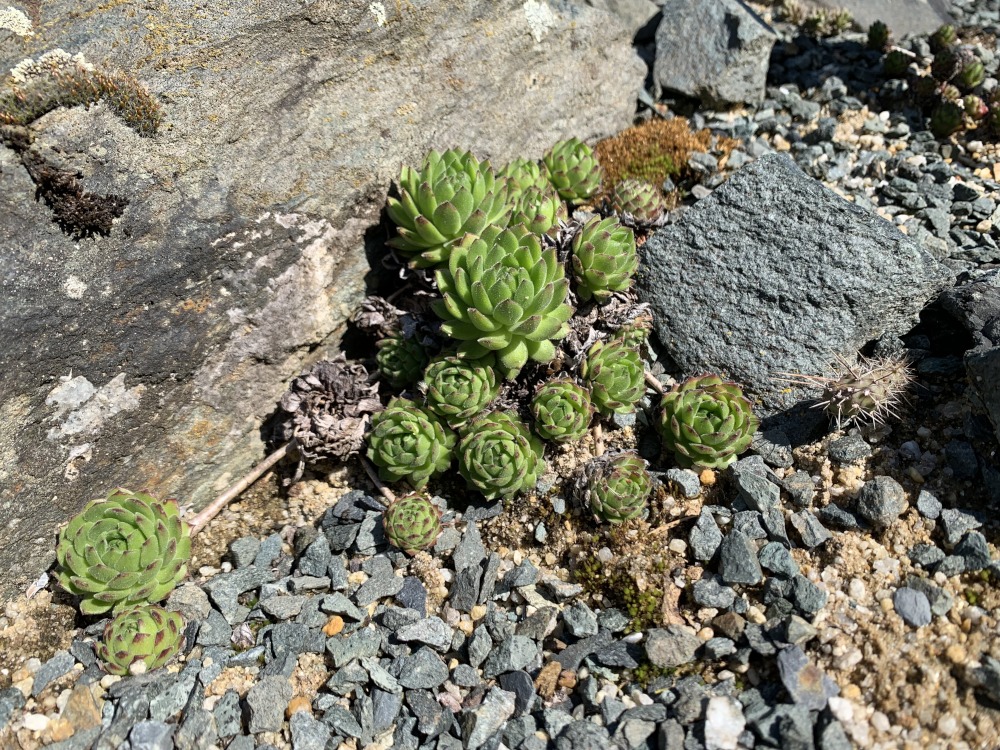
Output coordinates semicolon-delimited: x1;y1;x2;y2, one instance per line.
777;0;853;38
874;22;1000;140
55;488;192;676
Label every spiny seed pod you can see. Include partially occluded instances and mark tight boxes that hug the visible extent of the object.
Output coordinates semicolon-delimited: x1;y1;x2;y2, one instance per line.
571;216;638;303
458;411;545;499
96;606;185;676
930;100;965;138
433;225;574;379
382;493;443;554
929;24;957;53
422;355;499;428
818;354;913;427
510;184;568;237
56;489;192;615
867;21;890;51
882;50;910;78
963;94;988;120
931;46;959;82
499;158;551;195
576;452;653;524
608;179;668;223
542;138;603;203
376;333;429;389
581;338;645;415
385;149;513;268
956;57;985;92
531;379;594;443
659;375;759;470
366;398;456;489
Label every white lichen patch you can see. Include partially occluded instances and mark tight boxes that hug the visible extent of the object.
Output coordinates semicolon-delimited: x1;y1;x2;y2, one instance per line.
0;6;32;37
63;275;87;299
45;373;145;440
369;2;386;27
523;0;556;43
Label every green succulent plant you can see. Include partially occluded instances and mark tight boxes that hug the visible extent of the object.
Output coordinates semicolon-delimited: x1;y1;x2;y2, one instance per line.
531;379;594;443
867;20;890;51
542;138;603;203
366;398;456;489
56;489;192;616
433;225;574;379
912;75;940;105
376;332;429;389
571;216;638;303
422;355;499;428
882;50;910;78
581;338;645;415
964;94;988;120
457;411;545;499
385;149;513;268
510;185;568;237
658;375;759;470
930;100;965;137
607;179;668;223
929;24;957;53
382;493;443;554
96;605;185;676
956;57;985;92
499;158;551;195
614;311;654;351
931;46;959;82
578;452;653;524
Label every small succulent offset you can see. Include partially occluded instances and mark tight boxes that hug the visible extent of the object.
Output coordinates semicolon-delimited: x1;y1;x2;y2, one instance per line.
964;94;988;121
542;137;603;203
96;606;185;676
955;55;985;92
422;355;499;428
582;338;646;415
866;20;890;51
366;398;456;489
614;309;654;352
930;100;965;138
659;375;759;470
929;23;957;53
607;179;668;224
382;493;443;554
376;332;429;389
385;149;512;268
56;489;192;615
510;184;568;237
577;452;653;524
531;379;594;443
882;50;910;78
571;216;638;302
433;226;574;379
458;411;545;499
499;158;552;195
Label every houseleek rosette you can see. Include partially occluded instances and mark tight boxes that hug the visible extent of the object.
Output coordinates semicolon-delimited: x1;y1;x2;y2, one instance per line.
382;493;443;555
581;338;645;415
531;379;593;443
458;411;545;499
96;605;185;675
366;398;456;489
578;452;653;524
422;355;499;428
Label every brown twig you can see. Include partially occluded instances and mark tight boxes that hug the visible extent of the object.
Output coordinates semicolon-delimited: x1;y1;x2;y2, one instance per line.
592;423;605;457
188;442;291;535
644;370;665;395
361;455;396;506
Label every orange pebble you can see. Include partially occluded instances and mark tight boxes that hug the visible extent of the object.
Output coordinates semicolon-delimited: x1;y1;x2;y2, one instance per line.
286;695;311;718
699;469;716;486
322;616;344;637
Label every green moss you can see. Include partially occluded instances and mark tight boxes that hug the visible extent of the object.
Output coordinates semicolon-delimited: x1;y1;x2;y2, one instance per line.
620;153;677;186
630;660;675;688
572;553;664;635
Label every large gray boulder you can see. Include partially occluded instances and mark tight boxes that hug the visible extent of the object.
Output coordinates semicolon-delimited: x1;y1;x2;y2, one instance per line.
581;0;661;40
0;0;645;604
799;0;953;37
652;0;777;106
637;153;951;411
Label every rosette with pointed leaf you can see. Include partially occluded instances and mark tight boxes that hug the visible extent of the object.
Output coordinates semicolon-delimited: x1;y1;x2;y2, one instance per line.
423;355;499;428
499;158;551;195
956;55;985;92
571;216;638;303
542;138;603;203
376;332;429;389
866;20;890;51
964;94;988;120
930;100;964;138
510;185;568;237
608;179;668;224
659;375;759;470
382;493;443;554
882;50;909;78
96;606;185;676
929;24;957;53
458;411;545;499
433;226;574;379
386;148;513;268
531;379;594;443
366;398;456;489
581;338;645;415
56;489;192;615
576;452;653;524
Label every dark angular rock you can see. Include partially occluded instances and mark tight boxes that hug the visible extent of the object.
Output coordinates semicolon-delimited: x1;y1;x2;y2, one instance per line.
916;490;943;520
395;576;428;616
482;636;539;678
398;647;449;689
955;531;991;571
406;689;452;738
0;687;25;731
940;509;983;548
213;689;242;738
462;688;516;750
645;625;701;668
789;510;832;549
790;575;828;615
32;650;75;697
553;631;613;671
290;709;332;750
855;476;907;529
693;577;737;609
297;536;332;578
246;676;293;733
827;434;872;464
719;529;763;586
759;541;799;579
690;508;724;563
777;645;839;710
128;721;175;750
499;670;536;716
781;471;817;508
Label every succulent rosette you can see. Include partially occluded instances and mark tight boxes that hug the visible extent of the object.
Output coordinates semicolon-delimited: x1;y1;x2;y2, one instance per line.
458;411;545;499
581;338;645;415
366;398;456;489
386;148;513;268
510;184;568;237
882;50;909;78
531;379;594;443
499;158;551;195
607;179;668;223
376;332;429;389
658;375;759;470
542;137;603;203
614;311;654;352
930;100;964;138
571;216;638;303
96;605;185;676
432;226;574;379
422;355;499;428
382;493;443;554
56;489;192;615
929;23;956;53
577;452;653;524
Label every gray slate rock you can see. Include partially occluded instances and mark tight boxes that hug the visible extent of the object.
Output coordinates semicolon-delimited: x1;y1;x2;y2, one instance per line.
128;721;175;750
290;710;332;750
213;690;242;738
894;587;932;627
916;490;943;520
462;688;516;750
482;636;539;678
645;625;701;668
32;650;75;697
690;508;724;562
790;510;832;549
246;676;293;734
399;647;449;689
638;153;949;411
395;617;453;652
652;0;776;106
856;476;907;529
0;687;26;731
940;508;983;548
719;529;764;585
777;645;839;710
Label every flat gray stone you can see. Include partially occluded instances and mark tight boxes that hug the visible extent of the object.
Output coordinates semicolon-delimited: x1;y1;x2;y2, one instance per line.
690;508;724;562
482;636;539;678
290;709;331;750
777;645;839;710
894;587;932;627
213;690;242;738
638;153;949;411
32;650;75;697
398;647;449;689
645;625;701;668
463;688;517;750
395;617;453;652
719;529;763;586
855;476;907;530
128;721;175;750
246;676;292;734
789;510;832;549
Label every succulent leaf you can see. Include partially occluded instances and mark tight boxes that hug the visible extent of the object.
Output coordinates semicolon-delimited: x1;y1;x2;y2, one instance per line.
366;398;456;489
457;411;545;499
531;379;594;443
56;489;191;615
542;138;603;203
658;375;759;470
376;333;429;389
571;216;638;303
576;452;653;524
96;605;185;676
382;493;443;554
422;355;499;428
581;338;645;415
